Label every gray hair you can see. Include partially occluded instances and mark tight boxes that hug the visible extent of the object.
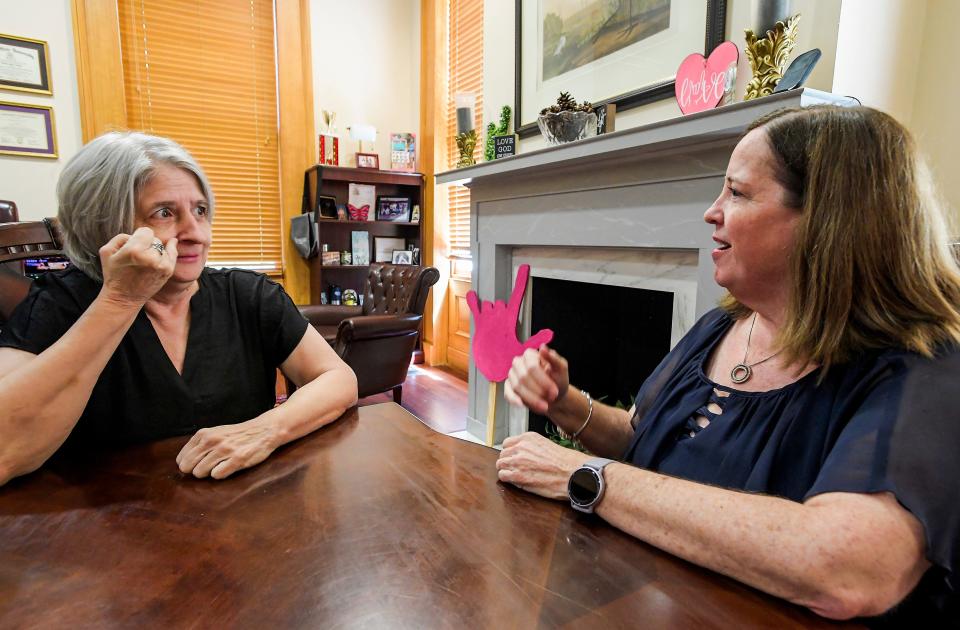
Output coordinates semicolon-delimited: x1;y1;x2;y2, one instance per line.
56;131;215;280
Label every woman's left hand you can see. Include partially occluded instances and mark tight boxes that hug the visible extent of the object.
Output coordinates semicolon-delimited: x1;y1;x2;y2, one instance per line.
495;432;592;500
176;420;280;480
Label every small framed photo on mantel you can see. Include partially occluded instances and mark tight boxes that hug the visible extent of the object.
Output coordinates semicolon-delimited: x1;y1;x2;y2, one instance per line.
0;33;53;95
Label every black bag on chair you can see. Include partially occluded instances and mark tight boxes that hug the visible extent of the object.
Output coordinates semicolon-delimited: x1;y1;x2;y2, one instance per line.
290;214;318;259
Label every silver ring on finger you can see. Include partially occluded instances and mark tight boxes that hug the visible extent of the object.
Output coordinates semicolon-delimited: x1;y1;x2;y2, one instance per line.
151;239;166;255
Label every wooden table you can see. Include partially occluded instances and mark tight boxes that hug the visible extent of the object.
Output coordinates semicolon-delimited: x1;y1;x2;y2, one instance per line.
0;403;858;628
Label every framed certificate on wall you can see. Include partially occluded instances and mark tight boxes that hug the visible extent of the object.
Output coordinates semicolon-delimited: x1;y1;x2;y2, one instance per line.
0;101;57;158
0;33;53;95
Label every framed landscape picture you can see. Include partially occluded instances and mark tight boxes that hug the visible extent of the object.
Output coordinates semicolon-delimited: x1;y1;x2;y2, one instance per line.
515;0;727;137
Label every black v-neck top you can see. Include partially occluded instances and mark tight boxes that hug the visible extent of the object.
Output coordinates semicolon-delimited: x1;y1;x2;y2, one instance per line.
623;308;960;623
0;266;308;451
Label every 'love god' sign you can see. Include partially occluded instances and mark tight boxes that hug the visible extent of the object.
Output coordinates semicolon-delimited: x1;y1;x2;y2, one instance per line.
674;41;739;115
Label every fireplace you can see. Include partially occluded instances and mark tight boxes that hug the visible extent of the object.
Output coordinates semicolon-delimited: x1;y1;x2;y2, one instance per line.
505;245;698;438
435;88;855;444
527;276;673;437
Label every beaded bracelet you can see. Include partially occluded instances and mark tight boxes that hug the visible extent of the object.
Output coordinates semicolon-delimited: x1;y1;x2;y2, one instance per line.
571;389;594;439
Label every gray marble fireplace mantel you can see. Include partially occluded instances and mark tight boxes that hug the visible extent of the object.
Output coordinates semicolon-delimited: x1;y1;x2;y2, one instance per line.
436;89;856;445
437;89;853;187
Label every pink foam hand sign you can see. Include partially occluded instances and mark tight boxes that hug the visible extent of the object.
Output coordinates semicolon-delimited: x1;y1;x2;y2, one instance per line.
467;264;554;382
675;41;739;115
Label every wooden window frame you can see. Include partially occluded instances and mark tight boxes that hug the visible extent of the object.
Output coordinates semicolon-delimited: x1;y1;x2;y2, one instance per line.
445;0;482;260
71;0;315;304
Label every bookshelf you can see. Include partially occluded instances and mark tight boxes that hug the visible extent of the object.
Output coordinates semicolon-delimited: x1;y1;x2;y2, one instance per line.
302;165;425;304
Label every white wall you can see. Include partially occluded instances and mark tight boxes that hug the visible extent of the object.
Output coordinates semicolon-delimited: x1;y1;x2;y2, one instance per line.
0;0;83;220
832;0;959;223
483;0;842;152
910;0;960;225
310;0;421;168
832;0;926;124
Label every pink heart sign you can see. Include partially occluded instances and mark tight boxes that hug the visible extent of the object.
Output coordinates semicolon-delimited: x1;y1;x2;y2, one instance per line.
675;41;739;115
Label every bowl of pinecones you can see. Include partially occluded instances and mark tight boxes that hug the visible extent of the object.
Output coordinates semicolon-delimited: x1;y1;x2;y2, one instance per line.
537;92;597;145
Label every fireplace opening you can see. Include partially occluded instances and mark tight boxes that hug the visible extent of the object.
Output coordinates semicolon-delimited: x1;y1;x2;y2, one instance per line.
528;276;673;438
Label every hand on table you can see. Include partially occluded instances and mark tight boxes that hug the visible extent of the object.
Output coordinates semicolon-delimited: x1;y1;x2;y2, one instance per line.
504;345;571;415
466;264;553;382
496;432;590;500
176;420;279;480
99;227;179;306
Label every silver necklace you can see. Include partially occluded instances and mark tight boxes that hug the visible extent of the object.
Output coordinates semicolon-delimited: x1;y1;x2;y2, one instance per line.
730;313;782;384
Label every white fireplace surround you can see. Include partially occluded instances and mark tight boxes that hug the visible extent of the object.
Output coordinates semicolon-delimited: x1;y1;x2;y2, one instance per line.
436;89;855;444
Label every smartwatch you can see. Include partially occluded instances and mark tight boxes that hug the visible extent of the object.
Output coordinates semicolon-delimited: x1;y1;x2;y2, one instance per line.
567;457;615;513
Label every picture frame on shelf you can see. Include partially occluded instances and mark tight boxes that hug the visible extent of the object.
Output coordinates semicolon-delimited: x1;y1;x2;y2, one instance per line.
391;250;413;265
374;236;406;263
0;34;53;95
356;152;380;169
321;251;340;266
0;101;57;158
336;204;348;221
390;132;416;172
351;230;370;265
514;0;727;137
317;195;338;219
375;196;411;223
347;183;376;221
410;205;421;224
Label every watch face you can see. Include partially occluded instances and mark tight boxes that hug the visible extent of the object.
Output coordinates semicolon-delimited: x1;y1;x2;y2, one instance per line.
569;468;601;506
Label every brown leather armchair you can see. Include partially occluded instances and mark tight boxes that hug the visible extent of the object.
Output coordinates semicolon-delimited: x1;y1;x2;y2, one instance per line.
298;263;440;402
0;218;64;325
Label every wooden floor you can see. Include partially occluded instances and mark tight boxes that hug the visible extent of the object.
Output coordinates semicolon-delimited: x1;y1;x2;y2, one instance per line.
357;364;468;434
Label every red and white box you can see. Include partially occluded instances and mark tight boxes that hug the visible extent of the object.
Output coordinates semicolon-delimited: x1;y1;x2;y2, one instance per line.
318;134;339;166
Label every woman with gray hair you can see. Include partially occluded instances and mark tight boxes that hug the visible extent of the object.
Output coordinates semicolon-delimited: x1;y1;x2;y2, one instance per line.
0;132;358;484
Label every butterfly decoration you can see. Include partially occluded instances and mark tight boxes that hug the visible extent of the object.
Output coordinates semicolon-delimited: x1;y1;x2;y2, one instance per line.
347;204;369;221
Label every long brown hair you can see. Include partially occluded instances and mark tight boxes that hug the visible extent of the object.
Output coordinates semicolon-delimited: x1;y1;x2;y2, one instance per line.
720;105;960;369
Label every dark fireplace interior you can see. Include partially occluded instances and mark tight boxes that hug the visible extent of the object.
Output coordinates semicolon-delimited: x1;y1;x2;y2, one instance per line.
528;276;673;437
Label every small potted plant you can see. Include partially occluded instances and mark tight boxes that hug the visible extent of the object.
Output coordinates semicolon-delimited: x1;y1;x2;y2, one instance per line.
537;92;597;145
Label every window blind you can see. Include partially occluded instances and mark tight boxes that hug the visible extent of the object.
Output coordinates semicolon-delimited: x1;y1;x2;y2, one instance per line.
446;0;483;259
118;0;283;274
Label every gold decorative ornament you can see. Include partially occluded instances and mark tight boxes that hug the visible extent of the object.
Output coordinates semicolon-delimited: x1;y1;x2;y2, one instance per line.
743;13;801;100
456;129;478;167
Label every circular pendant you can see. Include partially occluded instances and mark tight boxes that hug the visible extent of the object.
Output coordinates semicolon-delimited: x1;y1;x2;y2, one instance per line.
730;363;752;384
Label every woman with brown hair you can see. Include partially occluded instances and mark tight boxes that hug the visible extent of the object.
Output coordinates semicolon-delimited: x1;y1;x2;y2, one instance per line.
497;105;960;623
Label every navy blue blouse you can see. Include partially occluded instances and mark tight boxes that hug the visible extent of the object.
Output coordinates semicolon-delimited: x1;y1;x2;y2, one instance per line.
622;309;958;623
